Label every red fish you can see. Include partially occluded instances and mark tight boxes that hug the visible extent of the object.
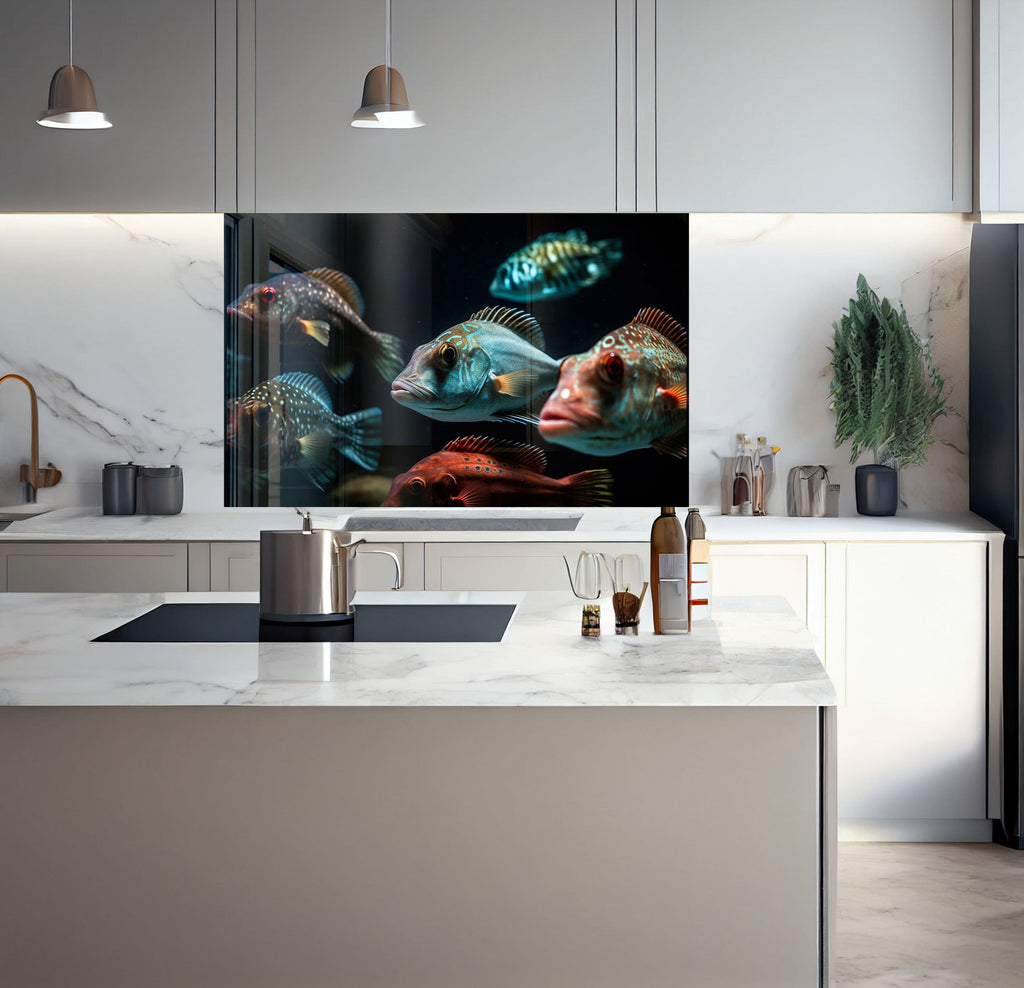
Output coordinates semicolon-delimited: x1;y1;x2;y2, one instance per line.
539;306;688;457
381;436;614;507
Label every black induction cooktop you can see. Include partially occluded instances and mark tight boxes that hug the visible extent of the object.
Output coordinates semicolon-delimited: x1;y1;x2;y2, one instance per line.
93;602;516;644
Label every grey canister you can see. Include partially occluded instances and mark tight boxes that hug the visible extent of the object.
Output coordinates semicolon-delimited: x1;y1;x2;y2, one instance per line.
135;465;184;515
102;462;138;515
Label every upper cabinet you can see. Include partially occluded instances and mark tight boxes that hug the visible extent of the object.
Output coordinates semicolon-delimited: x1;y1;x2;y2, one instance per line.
0;0;216;212
247;0;618;213
655;0;972;212
976;0;1024;213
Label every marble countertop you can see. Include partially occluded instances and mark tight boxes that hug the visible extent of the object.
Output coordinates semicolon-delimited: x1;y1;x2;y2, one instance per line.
0;590;835;708
0;505;1004;544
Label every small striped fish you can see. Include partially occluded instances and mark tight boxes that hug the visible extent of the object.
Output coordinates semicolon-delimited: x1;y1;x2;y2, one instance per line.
489;230;623;302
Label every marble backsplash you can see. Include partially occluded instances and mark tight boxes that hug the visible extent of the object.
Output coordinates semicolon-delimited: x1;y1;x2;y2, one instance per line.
0;212;974;515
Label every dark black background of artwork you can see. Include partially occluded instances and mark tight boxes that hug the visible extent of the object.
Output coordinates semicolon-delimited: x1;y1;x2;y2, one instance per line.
225;213;689;508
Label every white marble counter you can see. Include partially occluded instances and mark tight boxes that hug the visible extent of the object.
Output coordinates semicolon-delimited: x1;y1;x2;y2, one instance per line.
0;590;835;708
0;505;1003;544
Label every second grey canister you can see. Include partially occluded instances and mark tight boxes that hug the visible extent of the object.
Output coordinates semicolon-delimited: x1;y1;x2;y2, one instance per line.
135;465;183;515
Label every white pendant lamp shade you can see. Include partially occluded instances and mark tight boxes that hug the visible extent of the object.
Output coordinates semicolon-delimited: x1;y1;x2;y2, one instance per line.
37;1;111;130
38;64;111;129
351;65;424;128
351;0;423;129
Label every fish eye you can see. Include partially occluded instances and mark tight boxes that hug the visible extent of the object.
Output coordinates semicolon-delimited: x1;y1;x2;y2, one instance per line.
259;285;277;304
407;478;426;496
599;352;625;385
436;342;458;370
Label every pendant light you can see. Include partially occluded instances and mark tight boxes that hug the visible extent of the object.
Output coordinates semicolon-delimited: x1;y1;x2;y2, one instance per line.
351;0;423;129
37;0;111;129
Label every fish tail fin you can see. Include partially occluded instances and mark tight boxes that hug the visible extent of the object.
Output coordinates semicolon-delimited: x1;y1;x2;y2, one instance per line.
337;406;383;471
297;430;338;491
369;330;407;382
563;468;615;507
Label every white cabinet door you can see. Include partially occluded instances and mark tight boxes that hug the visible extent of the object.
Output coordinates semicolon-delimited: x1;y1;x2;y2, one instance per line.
0;0;216;211
978;0;1024;211
657;0;971;211
838;541;989;840
250;0;616;211
424;542;647;591
709;542;825;658
1;543;188;593
209;543;261;592
206;541;425;592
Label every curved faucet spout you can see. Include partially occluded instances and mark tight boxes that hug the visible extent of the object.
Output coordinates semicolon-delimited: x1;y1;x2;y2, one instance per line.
0;373;60;504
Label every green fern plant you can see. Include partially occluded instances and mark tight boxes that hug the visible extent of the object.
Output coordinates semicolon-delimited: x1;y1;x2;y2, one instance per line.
829;274;946;467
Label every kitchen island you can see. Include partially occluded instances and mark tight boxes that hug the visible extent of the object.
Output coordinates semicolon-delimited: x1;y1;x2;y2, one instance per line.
0;590;835;988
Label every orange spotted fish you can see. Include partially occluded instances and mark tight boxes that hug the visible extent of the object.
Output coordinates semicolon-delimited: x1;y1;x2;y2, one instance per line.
489;230;623;302
538;307;688;457
381;436;614;507
227;372;382;489
227;268;404;382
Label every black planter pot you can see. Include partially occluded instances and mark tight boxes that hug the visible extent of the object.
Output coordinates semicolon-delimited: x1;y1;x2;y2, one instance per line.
855;464;898;516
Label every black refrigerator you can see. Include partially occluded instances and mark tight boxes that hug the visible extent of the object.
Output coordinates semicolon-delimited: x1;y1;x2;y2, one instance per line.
970;222;1024;848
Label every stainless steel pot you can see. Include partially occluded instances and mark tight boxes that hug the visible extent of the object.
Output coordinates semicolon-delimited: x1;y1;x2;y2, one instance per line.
259;510;401;620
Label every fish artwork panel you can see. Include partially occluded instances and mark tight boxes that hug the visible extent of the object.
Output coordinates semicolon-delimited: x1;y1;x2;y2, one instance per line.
489;230;623;302
227;268;405;382
381;436;614;507
390;306;561;424
538;307;688;457
227;371;382;490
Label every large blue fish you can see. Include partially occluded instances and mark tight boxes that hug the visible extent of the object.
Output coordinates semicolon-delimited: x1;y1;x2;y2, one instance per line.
390;306;560;424
489;230;623;302
538;307;688;457
227;372;382;489
227;268;405;382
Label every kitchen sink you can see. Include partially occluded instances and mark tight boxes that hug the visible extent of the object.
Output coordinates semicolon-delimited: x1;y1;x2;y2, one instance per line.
93;601;516;644
0;504;56;523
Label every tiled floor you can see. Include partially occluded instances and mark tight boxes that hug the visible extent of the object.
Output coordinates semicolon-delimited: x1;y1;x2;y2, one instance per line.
836;842;1024;986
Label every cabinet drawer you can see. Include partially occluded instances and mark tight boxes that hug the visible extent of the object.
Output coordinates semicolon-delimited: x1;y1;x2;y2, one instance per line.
2;543;188;593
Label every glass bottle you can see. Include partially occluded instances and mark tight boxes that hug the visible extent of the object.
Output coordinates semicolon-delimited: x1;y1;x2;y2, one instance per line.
732;434;754;516
651;506;687;634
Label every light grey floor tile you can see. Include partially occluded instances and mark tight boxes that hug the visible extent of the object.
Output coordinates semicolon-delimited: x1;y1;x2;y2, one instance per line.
837;843;1024;987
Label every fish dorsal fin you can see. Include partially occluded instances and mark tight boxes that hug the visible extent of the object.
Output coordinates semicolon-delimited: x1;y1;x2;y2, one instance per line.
305;268;366;317
633;307;688;352
561;229;589;244
442;435;547;474
467;306;546;351
276;371;332;410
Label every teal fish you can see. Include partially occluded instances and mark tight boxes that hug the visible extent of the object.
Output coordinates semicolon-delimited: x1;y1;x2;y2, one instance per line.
381;436;614;507
227;268;405;382
538;307;688;457
227;372;382;489
390;306;560;424
489;230;623;302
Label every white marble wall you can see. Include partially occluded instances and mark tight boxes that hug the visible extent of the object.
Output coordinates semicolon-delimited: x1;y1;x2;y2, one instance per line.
0;212;973;515
0;215;224;510
689;214;974;516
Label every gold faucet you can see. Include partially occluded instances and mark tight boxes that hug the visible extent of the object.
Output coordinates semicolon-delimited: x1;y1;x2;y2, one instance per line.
0;373;61;503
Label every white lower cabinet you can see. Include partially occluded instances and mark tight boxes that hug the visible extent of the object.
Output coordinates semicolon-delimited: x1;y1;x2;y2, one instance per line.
205;541;424;592
423;542;648;592
835;541;990;841
0;543;188;593
709;542;826;658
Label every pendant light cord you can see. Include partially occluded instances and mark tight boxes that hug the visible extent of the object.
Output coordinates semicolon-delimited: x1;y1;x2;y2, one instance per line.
69;0;74;66
384;0;391;106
